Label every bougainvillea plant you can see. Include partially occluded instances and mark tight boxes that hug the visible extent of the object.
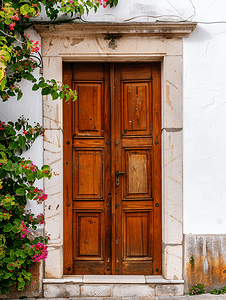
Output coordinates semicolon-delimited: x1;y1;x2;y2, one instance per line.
0;117;51;295
0;0;118;102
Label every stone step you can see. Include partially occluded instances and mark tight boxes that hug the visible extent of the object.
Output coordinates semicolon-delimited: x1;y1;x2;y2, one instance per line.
43;276;184;298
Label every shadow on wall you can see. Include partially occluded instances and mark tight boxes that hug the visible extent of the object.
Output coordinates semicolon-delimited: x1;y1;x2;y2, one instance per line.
185;235;226;293
185;24;212;43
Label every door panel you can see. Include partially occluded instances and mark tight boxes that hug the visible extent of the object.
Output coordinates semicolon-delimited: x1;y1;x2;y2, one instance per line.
73;150;103;199
125;149;151;198
75;83;102;135
63;62;161;275
123;82;149;134
114;63;158;275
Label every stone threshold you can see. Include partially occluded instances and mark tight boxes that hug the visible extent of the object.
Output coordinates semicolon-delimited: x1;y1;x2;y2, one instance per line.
43;275;184;284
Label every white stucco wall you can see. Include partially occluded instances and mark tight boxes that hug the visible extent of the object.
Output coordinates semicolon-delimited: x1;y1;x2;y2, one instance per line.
0;29;43;216
1;0;226;234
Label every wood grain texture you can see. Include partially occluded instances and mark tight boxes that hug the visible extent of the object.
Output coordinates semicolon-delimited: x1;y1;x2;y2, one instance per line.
152;63;162;275
63;62;73;275
63;62;161;275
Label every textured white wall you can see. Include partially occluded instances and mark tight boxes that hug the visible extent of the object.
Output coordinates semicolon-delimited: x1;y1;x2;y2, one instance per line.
0;29;43;216
87;0;226;234
1;0;226;233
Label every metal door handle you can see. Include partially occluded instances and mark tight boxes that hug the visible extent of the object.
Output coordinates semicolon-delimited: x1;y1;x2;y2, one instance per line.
116;170;125;186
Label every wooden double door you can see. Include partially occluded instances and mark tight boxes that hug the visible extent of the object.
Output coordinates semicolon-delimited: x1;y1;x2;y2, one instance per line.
63;62;161;275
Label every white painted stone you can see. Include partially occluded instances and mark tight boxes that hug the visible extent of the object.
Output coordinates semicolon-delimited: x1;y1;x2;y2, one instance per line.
44;283;66;298
145;276;170;284
45;246;63;279
163;130;183;245
65;284;80;297
42;56;63;130
41;36;182;57
112;285;155;298
164;245;183;280
163;55;183;128
81;285;111;297
155;284;184;296
83;275;145;284
44;129;63;246
43;276;83;283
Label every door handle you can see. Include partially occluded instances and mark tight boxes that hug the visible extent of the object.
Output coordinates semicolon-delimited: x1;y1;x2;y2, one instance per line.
116;170;125;186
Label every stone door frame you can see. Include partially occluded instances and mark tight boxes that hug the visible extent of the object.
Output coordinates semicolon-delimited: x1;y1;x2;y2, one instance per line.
35;22;196;280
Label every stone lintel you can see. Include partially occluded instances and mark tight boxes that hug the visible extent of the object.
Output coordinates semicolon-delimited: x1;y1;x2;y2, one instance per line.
35;22;197;38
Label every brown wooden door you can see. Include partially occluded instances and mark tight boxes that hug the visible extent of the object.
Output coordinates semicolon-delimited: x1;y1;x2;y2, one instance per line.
63;62;161;275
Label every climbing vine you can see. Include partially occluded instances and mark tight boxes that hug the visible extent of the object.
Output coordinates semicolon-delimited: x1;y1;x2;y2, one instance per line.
0;0;118;102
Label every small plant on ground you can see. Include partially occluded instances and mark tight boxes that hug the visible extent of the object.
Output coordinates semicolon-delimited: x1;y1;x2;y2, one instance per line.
0;117;51;295
210;287;226;294
189;283;206;296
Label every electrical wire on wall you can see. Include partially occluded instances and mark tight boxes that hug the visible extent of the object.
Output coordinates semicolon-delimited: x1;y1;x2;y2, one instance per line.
80;0;226;26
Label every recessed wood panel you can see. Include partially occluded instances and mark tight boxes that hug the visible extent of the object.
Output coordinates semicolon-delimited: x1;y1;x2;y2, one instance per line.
73;261;104;275
128;152;148;194
125;149;152;198
123;82;150;136
77;213;101;257
74;83;102;136
73;150;103;199
125;212;148;257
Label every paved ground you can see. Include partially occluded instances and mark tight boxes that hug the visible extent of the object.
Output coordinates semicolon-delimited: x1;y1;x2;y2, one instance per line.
4;295;226;300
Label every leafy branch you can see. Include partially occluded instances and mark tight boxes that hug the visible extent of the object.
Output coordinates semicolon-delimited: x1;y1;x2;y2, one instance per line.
0;0;118;102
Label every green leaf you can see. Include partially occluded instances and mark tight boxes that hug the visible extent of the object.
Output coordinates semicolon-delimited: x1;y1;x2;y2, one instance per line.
18;279;25;290
12;226;20;233
17;90;23;101
32;83;39;91
26;169;36;181
9;141;19;150
3;161;18;171
51;91;58;100
26;73;35;81
59;91;65;99
36;169;43;180
20;4;30;15
51;79;57;85
41;87;51;95
2;271;12;279
3;257;12;263
16;188;26;196
0;169;7;178
3;223;13;232
27;192;34;200
7;263;14;271
21;251;27;259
